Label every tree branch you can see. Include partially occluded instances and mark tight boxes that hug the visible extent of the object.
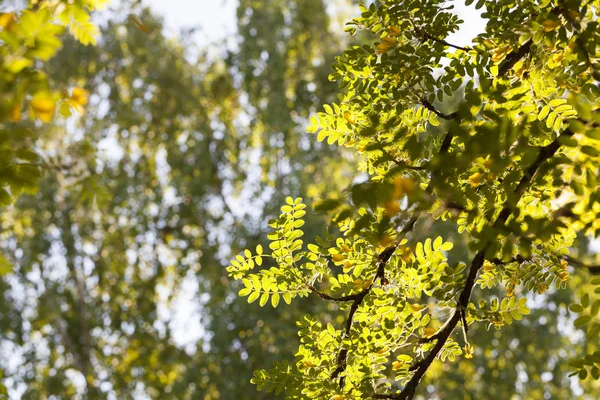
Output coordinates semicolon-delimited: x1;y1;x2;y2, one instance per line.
308;285;363;302
565;255;600;275
374;128;574;399
421;98;460;121
497;40;532;76
415;29;471;52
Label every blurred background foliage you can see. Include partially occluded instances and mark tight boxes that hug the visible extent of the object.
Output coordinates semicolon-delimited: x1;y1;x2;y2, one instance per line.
0;0;598;399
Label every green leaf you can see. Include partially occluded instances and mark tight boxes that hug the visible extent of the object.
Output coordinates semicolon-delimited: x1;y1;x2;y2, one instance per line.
538;105;550;120
271;292;280;308
574;316;592;328
0;254;13;277
248;291;260;304
581;146;599;157
0;188;12;206
582;293;590;308
440;242;453;251
429;113;439;127
259;292;270;307
548;99;567;107
569;304;584;313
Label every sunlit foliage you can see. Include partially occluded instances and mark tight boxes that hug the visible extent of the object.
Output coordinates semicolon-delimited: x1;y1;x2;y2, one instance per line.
0;0;105;207
229;0;600;398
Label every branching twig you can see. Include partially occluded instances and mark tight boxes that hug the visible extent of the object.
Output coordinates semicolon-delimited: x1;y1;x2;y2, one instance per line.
420;98;460;121
374;128;574;400
497;40;532;77
565;255;600;275
416;30;471;52
308;285;362;302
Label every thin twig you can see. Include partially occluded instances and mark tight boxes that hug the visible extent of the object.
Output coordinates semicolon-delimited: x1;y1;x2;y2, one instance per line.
421;98;460;121
565;255;600;275
374;128;574;400
416;30;471;52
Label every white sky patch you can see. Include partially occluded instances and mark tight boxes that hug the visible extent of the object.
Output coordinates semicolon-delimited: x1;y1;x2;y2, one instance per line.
144;0;237;45
448;1;487;46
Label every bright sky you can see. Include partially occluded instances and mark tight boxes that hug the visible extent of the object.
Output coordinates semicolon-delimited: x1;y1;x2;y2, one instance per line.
144;0;237;44
142;0;487;47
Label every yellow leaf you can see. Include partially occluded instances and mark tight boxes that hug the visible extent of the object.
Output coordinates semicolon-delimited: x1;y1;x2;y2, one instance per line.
491;45;513;63
542;19;561;32
424;327;436;337
393;176;414;198
332;253;346;262
71;87;89;107
30;94;56;123
399;246;412;262
411;304;423;313
343;111;355;124
552;52;564;64
383;200;400;216
9;103;22;122
468;172;484;187
376;42;391;54
0;13;16;30
392;360;404;370
342;261;354;272
464;343;474;359
379;233;392;247
388;26;401;36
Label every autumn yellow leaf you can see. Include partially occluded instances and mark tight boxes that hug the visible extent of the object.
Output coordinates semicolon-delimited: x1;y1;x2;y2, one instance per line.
399;246;412;262
393;176;414;198
71;87;89;106
464;343;474;359
388;26;401;36
411;303;423;313
379;233;392;247
9;103;22;122
552;52;564;64
392;360;404;370
332;253;346;262
342;260;354;272
383;200;400;216
468;172;484;187
30;93;56;123
491;45;513;63
376;37;397;54
343;111;355;124
0;13;16;30
424;327;436;337
542;19;561;32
